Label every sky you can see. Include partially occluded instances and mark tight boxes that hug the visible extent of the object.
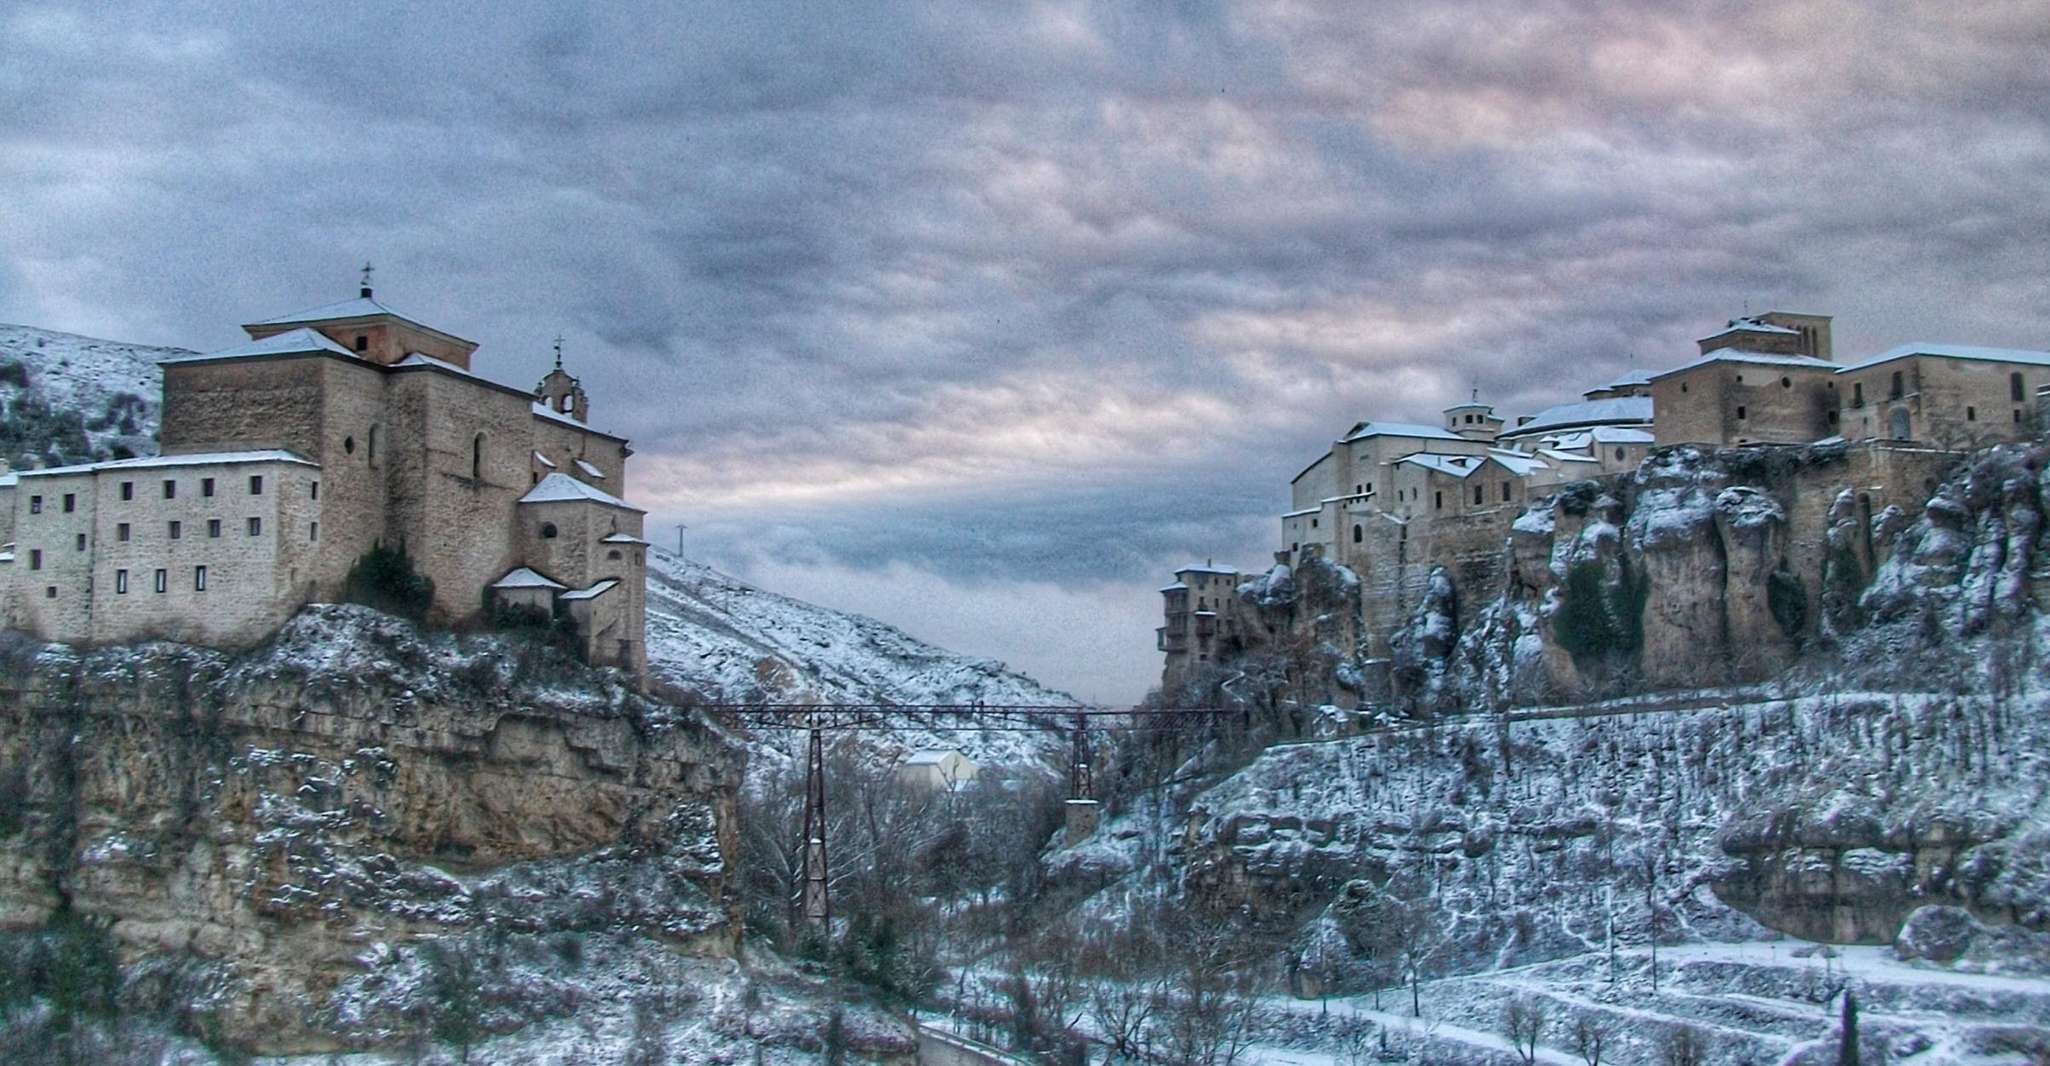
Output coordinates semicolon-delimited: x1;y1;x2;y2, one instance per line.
4;2;2049;703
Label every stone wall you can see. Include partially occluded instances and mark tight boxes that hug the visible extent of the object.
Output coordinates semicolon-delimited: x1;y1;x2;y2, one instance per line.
1840;355;2044;448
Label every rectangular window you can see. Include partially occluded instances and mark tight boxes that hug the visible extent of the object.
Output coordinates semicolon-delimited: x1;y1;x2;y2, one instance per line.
75;533;86;551
202;477;215;498
168;520;182;540
1852;382;1864;407
120;481;134;501
63;493;76;513
163;479;176;500
44;586;55;599
1502;481;1511;502
207;519;221;538
1472;484;1483;505
28;495;41;514
248;475;264;496
1737;405;1748;420
115;569;129;594
194;566;207;592
1967;406;1977;422
30;549;42;570
309;521;319;541
1434;491;1443;510
2012;373;2026;403
153;569;167;594
247;517;262;536
311;481;319;500
117;522;131;542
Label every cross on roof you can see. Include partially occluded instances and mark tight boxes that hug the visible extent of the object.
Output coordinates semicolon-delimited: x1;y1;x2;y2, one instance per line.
553;334;564;370
360;262;374;289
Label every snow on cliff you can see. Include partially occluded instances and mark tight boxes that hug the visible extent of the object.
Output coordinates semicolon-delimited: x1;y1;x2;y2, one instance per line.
0;323;183;466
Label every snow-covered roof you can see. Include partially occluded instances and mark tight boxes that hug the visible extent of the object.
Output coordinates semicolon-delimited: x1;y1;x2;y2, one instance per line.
1342;420;1464;443
1698;316;1802;342
1395;452;1485;478
601;532;650;545
1591;369;1653;391
1282;507;1320;519
532;451;557;469
1538;448;1603;465
1593;426;1655;444
491;567;566;591
1501;396;1654;437
532;401;583;427
393;352;474;375
246;296;421;328
1441;399;1493;412
901;749;967;766
1838;342;2050;373
574;459;606;480
518;472;643;512
1158;581;1188;593
0;472;16;488
1176;564;1239;576
1486;449;1548;477
163;327;356;364
559;578;620;602
18;449;317;479
1647;350;1837;382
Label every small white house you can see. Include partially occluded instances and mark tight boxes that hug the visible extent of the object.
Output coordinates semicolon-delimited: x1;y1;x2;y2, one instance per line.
896;749;978;791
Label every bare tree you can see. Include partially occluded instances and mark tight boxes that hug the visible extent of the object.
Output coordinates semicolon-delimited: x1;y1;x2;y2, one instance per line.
1662;1024;1708;1066
1571;1015;1610;1066
1503;995;1546;1064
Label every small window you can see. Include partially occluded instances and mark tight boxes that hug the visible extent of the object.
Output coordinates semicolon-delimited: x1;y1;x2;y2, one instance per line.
310;481;319;501
1615;447;1626;460
75;533;85;551
194;566;208;591
1890;371;1904;399
1852;381;1865;407
1828;410;1839;426
201;477;215;498
163;479;176;500
344;436;355;455
29;549;41;570
1737;405;1747;420
1967;406;1976;422
540;523;559;539
1473;484;1483;505
1501;481;1511;502
1680;383;1688;393
115;569;128;595
309;521;319;541
168;520;182;540
247;517;262;537
117;522;131;542
353;334;368;352
1781;377;1791;388
248;475;264;496
154;569;167;594
471;433;485;480
207;519;221;538
2011;372;2026;403
1310;517;1318;529
607;549;622;560
62;493;75;513
44;586;55;599
1352;524;1363;544
120;481;134;501
28;495;41;514
1434;491;1443;510
369;426;379;466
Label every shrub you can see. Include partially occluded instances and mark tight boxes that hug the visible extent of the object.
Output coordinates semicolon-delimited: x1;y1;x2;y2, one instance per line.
1555;562;1645;666
344;544;436;620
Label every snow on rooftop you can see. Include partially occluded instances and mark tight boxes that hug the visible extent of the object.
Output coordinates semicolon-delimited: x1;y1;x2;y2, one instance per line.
532;451;557;469
1177;563;1239;576
394;352;475;375
1593;368;1653;391
1592;426;1655;443
560;578;620;602
19;449;316;478
1501;396;1654;437
246;295;414;327
1485;449;1548;477
164;327;356;364
532;401;584;428
517;472;642;512
601;532;650;545
1343;420;1464;443
1647;350;1838;381
1699;316;1802;341
491;567;566;591
573;459;606;480
1159;582;1188;593
1840;342;2050;372
1396;452;1484;477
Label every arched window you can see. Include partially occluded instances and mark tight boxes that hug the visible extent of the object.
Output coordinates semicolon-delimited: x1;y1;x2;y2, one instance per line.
540;523;559;540
471;433;485;479
1352;524;1362;543
607;549;622;560
343;436;355;454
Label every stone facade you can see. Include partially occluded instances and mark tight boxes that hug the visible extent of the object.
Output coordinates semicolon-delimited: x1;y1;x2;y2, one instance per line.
0;288;649;676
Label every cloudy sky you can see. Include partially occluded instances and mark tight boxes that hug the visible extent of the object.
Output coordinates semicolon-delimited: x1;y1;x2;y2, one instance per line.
5;2;2048;702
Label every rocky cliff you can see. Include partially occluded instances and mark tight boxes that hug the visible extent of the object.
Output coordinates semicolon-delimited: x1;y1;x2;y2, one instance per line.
0;606;911;1061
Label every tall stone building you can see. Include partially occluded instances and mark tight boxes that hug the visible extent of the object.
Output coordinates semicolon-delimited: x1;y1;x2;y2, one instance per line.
0;284;649;674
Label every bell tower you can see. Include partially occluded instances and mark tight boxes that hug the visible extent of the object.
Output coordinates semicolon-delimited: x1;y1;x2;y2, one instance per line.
536;335;589;423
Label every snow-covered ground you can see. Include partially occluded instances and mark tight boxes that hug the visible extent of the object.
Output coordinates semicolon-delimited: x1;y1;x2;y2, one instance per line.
0;322;182;465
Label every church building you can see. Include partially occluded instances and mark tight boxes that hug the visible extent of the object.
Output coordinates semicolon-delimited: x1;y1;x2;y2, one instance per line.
0;278;649;675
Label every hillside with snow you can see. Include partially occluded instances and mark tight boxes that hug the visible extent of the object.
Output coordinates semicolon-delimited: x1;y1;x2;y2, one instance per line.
0;323;184;469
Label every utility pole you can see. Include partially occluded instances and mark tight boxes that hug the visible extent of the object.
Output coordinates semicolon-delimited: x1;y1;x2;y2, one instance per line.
674;523;686;557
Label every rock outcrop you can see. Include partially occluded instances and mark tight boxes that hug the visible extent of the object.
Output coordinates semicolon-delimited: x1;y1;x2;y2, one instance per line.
0;605;746;1055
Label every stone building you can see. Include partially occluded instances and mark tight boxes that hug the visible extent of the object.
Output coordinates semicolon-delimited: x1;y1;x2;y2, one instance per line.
1649;313;1841;446
1157;563;1254;689
0;284;649;674
1836;343;2050;448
